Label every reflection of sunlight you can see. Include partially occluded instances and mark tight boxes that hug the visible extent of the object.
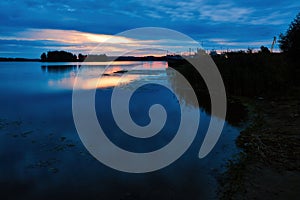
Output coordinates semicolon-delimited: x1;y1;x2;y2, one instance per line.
46;62;168;90
81;75;141;90
142;62;168;69
48;74;140;90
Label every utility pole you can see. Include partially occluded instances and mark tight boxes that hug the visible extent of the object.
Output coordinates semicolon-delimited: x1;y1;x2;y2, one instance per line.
271;36;276;53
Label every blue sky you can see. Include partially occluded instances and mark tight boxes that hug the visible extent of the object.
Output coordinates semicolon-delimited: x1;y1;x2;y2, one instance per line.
0;0;299;58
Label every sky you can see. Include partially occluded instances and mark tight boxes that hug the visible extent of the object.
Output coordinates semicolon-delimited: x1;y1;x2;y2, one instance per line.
0;0;299;58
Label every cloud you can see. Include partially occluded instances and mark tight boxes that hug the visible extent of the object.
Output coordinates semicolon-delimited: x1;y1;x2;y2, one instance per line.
0;28;200;57
198;4;253;23
248;11;293;25
209;38;271;47
0;0;299;57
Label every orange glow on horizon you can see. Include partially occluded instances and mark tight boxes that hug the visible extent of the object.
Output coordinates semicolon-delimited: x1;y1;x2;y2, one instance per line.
0;28;184;56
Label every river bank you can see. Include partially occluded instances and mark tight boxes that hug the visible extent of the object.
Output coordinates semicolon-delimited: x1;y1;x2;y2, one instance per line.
220;87;300;199
167;53;300;199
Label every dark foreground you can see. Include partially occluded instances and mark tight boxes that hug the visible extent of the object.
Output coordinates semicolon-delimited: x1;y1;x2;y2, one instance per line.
168;52;300;199
220;87;300;199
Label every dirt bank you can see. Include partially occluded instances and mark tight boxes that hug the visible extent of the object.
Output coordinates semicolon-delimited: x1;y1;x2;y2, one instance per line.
220;88;300;199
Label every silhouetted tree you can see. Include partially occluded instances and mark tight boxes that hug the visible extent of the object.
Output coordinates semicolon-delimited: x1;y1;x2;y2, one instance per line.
42;50;78;62
279;12;300;60
247;48;253;54
78;53;87;62
259;46;270;54
40;52;47;62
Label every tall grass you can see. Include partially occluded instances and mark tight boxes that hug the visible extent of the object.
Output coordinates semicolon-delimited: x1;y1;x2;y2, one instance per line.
213;52;292;97
169;52;295;98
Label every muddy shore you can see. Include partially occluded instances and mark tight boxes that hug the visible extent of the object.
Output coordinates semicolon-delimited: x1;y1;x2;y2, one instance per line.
220;88;300;199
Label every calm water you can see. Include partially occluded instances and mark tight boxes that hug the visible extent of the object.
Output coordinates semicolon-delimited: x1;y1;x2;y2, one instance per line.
0;61;240;200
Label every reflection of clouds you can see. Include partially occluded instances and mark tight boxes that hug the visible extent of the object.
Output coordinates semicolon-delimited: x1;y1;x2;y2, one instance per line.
61;75;140;90
46;62;168;90
48;71;140;90
142;61;167;69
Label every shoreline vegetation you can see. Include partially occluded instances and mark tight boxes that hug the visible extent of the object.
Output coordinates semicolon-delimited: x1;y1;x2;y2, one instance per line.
167;13;300;199
167;54;299;199
0;51;167;62
167;49;300;199
218;14;300;199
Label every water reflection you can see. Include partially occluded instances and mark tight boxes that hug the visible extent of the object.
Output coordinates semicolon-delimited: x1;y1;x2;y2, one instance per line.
166;67;209;108
47;73;142;90
166;65;247;125
41;65;79;73
42;61;167;90
0;61;241;200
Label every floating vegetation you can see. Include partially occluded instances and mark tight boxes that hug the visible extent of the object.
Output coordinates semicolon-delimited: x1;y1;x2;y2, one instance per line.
48;167;59;174
0;118;10;130
11;120;22;126
21;130;34;137
60;136;66;142
27;158;60;174
7;130;34;138
113;70;128;74
66;143;75;147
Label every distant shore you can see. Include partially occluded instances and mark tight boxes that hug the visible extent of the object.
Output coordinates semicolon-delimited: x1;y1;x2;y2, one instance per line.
0;58;40;62
0;56;168;62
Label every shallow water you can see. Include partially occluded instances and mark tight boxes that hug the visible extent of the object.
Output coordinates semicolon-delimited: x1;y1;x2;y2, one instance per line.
0;61;240;200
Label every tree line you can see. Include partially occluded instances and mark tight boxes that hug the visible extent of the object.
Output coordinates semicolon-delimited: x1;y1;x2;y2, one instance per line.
40;51;107;62
169;12;300;98
40;51;166;62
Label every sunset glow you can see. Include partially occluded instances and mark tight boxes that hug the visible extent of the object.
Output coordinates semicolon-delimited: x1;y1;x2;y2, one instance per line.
1;28;190;56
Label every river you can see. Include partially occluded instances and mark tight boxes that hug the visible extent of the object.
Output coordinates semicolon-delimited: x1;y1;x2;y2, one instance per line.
0;61;241;200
